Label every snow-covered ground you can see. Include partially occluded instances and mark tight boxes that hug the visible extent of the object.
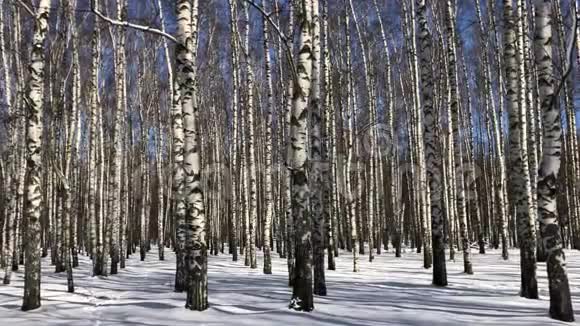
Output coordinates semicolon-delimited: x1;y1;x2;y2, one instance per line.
0;247;579;325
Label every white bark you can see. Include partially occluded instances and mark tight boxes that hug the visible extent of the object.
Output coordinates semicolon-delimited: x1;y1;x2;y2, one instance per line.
261;0;274;275
243;2;258;269
289;0;314;312
176;0;207;311
505;0;538;297
22;0;51;311
535;0;574;321
446;0;472;274
417;0;447;286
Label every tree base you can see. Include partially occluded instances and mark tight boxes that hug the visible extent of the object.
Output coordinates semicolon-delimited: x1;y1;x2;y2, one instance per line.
464;260;473;275
313;285;327;296
291;244;314;311
186;278;209;311
21;295;41;312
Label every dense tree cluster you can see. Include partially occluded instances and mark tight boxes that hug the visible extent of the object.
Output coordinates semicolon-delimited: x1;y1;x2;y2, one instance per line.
0;0;577;322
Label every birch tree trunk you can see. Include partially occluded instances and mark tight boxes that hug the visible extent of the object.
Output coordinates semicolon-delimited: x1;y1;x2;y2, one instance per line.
309;0;326;296
485;0;510;260
518;0;541;263
242;2;258;270
261;0;274;275
139;103;148;262
156;114;164;261
228;0;240;263
344;8;359;273
347;0;377;263
504;0;538;298
170;1;187;290
289;0;314;312
372;0;399;259
61;0;78;292
285;3;296;285
322;0;336;271
176;0;208;311
95;28;106;274
446;0;472;275
405;0;431;268
534;0;574;321
417;0;447;286
109;0;127;275
155;0;173;262
22;0;51;311
1;0;15;285
120;130;129;268
515;0;538;279
554;0;580;252
12;3;24;273
88;0;102;276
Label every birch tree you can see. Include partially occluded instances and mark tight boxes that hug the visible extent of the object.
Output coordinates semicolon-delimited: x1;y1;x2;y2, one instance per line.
504;0;538;298
22;0;51;311
261;0;274;275
172;0;187;294
446;0;472;275
534;0;574;321
176;0;208;311
243;2;258;270
1;0;15;285
228;0;240;263
109;0;127;275
417;0;447;286
61;0;78;292
309;0;326;296
289;0;314;312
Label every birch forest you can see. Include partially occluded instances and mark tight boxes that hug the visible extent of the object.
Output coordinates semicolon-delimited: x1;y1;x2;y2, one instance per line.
0;0;579;324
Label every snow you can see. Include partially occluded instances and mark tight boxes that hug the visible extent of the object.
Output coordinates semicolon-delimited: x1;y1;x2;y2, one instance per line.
1;247;579;325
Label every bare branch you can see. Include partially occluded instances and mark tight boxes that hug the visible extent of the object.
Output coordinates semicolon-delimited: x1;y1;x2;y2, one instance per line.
552;5;577;105
14;0;35;16
244;0;289;44
242;0;298;86
90;0;179;44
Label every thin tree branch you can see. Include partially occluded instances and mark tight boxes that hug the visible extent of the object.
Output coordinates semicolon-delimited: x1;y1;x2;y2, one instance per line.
14;0;35;16
551;5;577;107
242;0;298;87
90;0;179;44
244;0;289;44
0;154;4;181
